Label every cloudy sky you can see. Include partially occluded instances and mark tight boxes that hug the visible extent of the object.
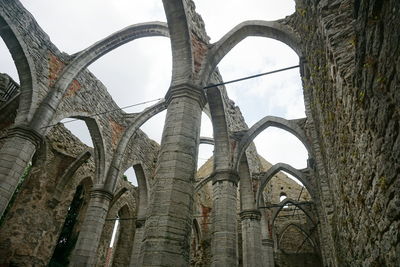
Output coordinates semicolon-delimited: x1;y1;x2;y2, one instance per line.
0;0;307;185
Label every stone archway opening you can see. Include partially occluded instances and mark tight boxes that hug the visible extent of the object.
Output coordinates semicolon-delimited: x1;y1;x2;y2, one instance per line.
198;112;214;169
213;36;303;124
278;223;315;253
60;118;93;148
139;109;167;145
262;171;312;205
0;38;19;83
49;177;93;266
255;127;308;169
194;0;295;42
123;166;138;186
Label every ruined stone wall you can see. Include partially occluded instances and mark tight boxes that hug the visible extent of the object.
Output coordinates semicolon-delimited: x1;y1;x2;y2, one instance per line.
0;74;156;265
0;124;95;266
275;253;321;267
286;0;400;265
0;122;143;266
260;156;311;204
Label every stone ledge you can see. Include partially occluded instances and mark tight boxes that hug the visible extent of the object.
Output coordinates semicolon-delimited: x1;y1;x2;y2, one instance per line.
165;83;206;107
7;124;43;148
262;239;274;247
239;209;261;221
211;169;239;185
90;188;113;201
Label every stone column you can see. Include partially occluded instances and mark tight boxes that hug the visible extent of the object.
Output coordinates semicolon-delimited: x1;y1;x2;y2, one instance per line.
129;218;145;267
261;238;274;267
211;171;239;267
70;188;113;266
238;158;264;266
0;125;42;217
260;210;274;267
112;214;135;266
138;84;205;266
240;209;263;267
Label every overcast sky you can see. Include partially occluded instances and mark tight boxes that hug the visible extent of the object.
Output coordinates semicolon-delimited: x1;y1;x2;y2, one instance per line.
0;0;307;185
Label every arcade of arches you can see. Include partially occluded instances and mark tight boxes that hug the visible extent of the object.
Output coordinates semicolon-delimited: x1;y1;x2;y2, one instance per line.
0;0;399;266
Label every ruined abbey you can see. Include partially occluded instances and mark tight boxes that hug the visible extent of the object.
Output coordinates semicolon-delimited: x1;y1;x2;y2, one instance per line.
0;0;399;266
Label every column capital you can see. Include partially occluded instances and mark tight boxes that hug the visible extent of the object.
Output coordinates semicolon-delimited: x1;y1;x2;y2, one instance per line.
239;209;261;221
135;218;146;228
262;238;274;247
7;124;43;148
211;169;239;185
165;83;206;107
90;188;113;201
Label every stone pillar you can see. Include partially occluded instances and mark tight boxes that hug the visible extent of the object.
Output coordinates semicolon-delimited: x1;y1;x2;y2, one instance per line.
211;171;239;267
0;125;42;217
112;213;135;266
238;158;264;266
240;209;263;267
70;188;113;266
138;84;205;266
260;210;275;267
129;219;145;267
261;238;274;267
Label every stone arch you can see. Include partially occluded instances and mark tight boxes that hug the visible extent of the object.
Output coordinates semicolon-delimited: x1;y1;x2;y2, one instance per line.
110;187;132;211
109;162;147;218
194;174;212;193
256;163;313;207
53;116;106;184
200;20;302;83
192;218;202;243
131;164;149;219
235;116;311;171
104;100;166;192
238;153;256;211
190;218;202;262
30;22;169;131
53;150;92;202
206;86;232;172
163;0;194;83
271;198;316;226
277;222;317;252
0;12;37;121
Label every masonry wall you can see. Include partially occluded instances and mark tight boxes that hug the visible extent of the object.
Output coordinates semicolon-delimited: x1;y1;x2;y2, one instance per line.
0;124;95;265
0;74;157;266
287;0;400;265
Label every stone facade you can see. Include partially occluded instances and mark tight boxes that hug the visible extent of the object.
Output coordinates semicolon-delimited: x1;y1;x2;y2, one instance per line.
0;0;399;266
